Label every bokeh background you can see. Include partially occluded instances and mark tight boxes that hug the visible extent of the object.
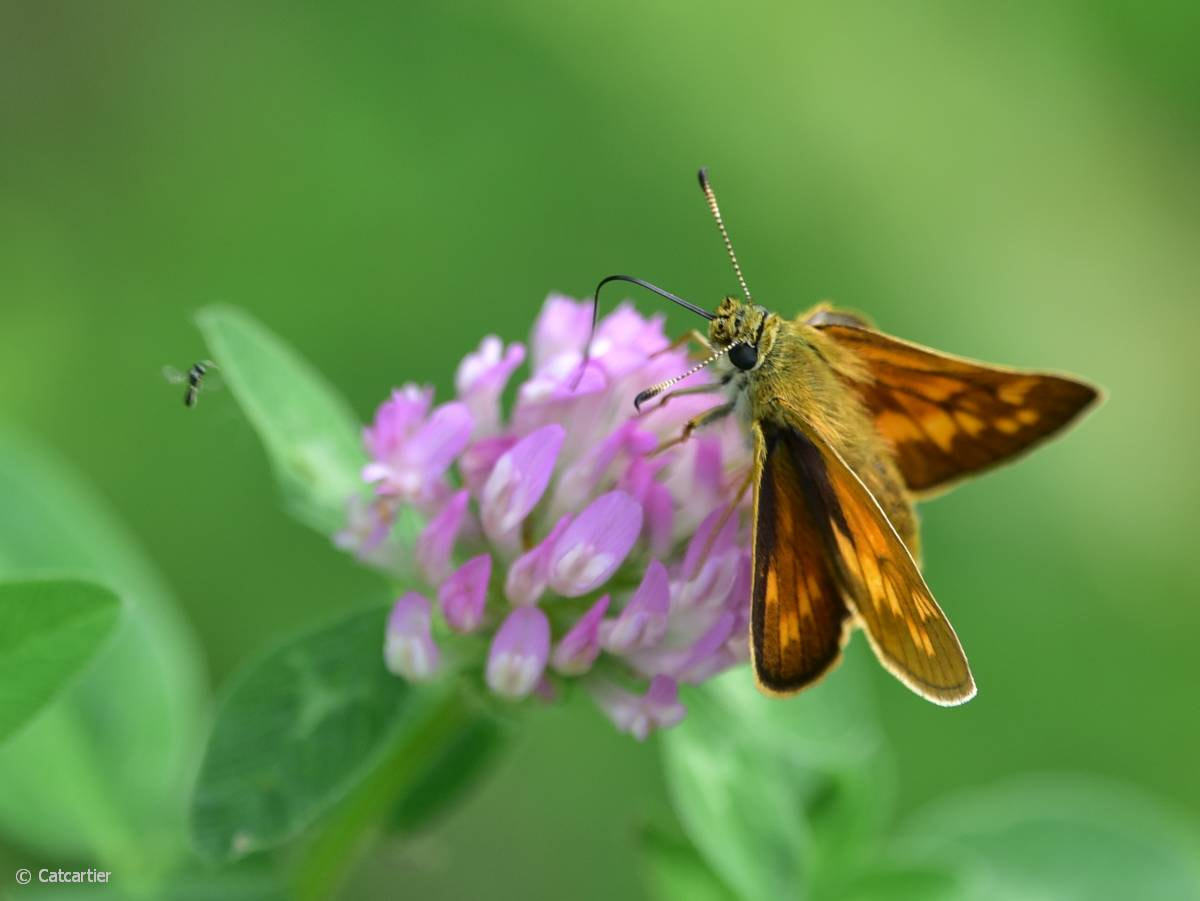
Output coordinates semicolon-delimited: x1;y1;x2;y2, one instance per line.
2;2;1198;898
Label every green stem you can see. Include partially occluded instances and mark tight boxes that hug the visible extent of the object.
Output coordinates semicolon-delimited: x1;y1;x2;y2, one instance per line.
289;687;479;901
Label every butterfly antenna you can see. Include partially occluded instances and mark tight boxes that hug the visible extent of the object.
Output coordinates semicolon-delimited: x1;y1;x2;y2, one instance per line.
698;167;752;304
634;343;741;412
572;274;715;390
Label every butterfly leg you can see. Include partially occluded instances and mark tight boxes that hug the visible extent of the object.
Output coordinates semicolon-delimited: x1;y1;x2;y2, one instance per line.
650;401;735;457
700;465;755;557
641;382;726;415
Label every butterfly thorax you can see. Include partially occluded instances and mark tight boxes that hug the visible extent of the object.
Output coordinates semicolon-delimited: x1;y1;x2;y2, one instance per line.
711;299;920;556
708;299;869;443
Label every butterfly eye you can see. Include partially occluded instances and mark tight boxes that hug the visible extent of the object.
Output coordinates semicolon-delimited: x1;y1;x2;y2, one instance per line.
729;342;758;371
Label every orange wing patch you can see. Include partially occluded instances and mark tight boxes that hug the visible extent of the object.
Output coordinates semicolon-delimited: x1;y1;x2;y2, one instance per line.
816;324;1099;495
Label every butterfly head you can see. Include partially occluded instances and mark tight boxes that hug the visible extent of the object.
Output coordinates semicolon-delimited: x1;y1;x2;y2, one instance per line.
708;297;777;372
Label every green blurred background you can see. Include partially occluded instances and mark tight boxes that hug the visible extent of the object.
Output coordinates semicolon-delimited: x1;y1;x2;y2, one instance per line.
2;2;1198;897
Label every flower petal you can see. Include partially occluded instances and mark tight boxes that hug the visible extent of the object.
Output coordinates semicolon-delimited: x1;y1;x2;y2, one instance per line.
674;552;740;613
590;303;669;378
505;514;572;606
602;560;670;654
627;603;739;682
531;294;593;372
460;435;518;498
552;595;610;676
510;353;607;447
553;422;656;515
673;611;737;683
681;507;739;582
363;385;432;460
662;434;731;538
456;336;526;437
549;491;643;597
486;606;551;700
364;400;474;501
438;554;492;633
385;592;439;681
409;401;475;474
641;675;687;731
334;495;395;559
415;490;469;583
590;675;686;741
481;424;564;542
619;456;674;557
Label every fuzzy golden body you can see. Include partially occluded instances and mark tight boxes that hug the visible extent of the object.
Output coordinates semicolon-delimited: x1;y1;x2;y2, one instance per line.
710;300;920;556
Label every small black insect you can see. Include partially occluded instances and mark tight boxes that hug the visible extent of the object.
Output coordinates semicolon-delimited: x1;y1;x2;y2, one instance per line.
163;360;218;407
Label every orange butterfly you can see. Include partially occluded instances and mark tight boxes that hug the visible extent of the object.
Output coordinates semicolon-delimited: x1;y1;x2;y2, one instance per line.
593;170;1098;704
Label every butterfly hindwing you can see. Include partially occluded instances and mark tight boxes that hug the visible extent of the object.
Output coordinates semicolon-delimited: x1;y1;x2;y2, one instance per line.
750;422;853;695
814;323;1098;495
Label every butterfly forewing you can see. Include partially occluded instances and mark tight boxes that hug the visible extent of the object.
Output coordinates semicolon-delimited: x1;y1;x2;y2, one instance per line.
750;423;853;694
816;324;1098;495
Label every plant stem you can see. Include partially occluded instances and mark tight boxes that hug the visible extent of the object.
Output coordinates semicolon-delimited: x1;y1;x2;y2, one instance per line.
289;686;480;901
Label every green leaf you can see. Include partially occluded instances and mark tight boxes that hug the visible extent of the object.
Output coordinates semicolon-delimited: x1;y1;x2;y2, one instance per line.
195;305;369;535
658;647;888;901
903;774;1200;901
0;427;207;873
0;579;121;743
190;604;486;861
639;825;738;901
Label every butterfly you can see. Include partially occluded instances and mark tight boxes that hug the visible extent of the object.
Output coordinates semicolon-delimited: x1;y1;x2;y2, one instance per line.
587;169;1099;704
